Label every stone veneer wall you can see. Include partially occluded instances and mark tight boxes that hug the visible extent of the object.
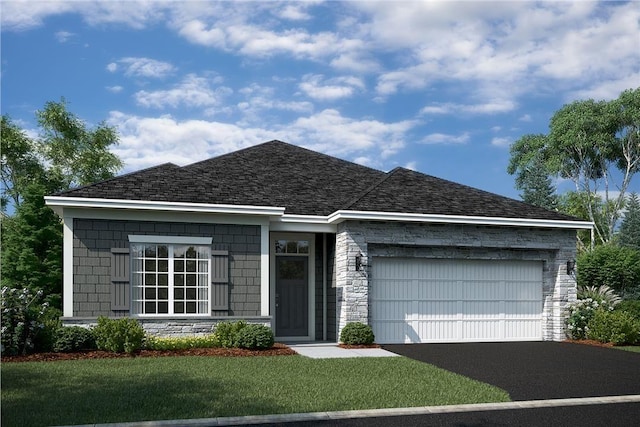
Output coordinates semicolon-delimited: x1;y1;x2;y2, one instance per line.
335;221;578;342
72;219;262;322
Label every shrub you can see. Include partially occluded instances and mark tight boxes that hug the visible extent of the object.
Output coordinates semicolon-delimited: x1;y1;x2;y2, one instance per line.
340;322;375;345
586;309;640;345
577;245;640;295
53;326;96;352
235;324;274;349
1;286;49;356
92;317;145;354
145;334;220;351
214;320;247;348
566;285;620;340
33;307;62;353
616;300;640;321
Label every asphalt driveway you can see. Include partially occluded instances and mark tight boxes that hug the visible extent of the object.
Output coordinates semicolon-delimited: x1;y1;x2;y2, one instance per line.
383;342;640;401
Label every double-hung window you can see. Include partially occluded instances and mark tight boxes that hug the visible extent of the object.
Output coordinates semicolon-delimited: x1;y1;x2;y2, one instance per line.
129;236;212;316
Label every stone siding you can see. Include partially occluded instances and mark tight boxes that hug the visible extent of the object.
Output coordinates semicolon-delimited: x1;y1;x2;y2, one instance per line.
72;219;261;318
62;317;271;337
335;221;577;342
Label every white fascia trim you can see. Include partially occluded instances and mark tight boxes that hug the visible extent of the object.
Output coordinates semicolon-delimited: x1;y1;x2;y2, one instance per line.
128;235;213;245
326;210;594;230
45;196;285;217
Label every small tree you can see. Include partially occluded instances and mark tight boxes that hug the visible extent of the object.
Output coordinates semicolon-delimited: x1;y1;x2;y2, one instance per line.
515;153;558;210
619;193;640;250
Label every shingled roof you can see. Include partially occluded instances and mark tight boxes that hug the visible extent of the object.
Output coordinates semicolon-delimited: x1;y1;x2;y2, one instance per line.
57;140;575;221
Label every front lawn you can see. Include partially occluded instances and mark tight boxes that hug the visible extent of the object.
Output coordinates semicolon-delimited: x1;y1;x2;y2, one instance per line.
2;355;510;426
615;345;640;353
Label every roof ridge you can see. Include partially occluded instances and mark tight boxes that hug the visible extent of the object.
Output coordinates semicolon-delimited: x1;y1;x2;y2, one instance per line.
341;166;403;210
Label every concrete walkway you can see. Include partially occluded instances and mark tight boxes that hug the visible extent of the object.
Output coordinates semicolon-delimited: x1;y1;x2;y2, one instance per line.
288;343;399;359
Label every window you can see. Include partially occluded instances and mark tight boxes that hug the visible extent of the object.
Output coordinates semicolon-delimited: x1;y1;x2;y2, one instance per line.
275;239;309;254
131;243;210;315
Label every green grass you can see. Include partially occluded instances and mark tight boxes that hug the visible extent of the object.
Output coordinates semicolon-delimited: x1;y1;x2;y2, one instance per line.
615;345;640;353
2;355;509;426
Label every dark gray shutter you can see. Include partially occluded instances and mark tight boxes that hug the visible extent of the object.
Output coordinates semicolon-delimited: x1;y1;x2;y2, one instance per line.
111;248;130;310
211;249;229;310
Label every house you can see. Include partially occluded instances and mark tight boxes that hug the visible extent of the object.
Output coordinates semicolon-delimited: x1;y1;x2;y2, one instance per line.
45;140;592;343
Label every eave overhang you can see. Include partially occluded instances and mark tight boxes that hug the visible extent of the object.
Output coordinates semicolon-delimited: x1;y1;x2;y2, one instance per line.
45;197;594;230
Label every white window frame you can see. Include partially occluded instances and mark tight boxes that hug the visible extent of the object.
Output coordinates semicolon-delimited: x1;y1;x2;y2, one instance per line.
129;235;213;317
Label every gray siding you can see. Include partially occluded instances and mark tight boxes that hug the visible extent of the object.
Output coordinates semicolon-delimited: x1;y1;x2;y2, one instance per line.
72;219;261;318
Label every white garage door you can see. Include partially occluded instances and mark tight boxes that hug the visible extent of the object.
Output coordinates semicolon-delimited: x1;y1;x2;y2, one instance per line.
370;258;543;343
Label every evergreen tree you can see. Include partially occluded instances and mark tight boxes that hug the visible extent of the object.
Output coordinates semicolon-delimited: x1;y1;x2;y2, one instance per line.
515;154;558;210
619;193;640;250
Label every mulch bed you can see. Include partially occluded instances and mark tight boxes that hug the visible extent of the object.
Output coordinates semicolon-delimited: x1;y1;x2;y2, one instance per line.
2;343;297;363
564;339;615;348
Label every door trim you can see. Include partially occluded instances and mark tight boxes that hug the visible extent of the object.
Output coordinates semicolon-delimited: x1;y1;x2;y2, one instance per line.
270;232;315;341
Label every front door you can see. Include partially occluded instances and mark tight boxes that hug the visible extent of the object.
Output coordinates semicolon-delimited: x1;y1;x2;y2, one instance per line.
275;256;309;337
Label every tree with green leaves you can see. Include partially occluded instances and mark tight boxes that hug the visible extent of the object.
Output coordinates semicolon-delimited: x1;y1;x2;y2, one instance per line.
1;99;123;308
508;88;640;248
514;150;558;210
619;193;640;250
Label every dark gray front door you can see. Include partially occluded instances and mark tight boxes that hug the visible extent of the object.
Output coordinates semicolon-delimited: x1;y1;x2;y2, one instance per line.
275;256;308;337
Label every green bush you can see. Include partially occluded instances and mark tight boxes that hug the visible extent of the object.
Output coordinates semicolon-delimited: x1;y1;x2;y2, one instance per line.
616;300;640;321
145;334;220;351
586;309;640;345
214;320;247;348
92;317;145;354
33;307;63;353
53;326;96;352
235;324;274;349
340;322;375;345
1;287;49;356
566;285;621;340
577;245;640;295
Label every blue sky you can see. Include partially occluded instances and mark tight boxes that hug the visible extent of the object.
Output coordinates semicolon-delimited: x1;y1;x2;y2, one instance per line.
2;1;639;200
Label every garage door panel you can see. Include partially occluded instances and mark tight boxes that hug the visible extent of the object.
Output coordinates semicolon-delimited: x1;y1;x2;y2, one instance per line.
371;258;543;343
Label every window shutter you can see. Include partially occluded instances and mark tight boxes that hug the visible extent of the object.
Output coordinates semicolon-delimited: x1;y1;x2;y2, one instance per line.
211;249;229;310
111;248;130;310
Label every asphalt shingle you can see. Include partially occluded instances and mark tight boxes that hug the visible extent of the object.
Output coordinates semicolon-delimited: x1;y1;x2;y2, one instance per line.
57;140;577;221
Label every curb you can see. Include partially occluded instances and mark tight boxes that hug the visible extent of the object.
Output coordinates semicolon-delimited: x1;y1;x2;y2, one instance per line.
60;394;640;427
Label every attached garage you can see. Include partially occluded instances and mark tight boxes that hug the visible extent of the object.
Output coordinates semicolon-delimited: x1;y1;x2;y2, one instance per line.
370;258;543;344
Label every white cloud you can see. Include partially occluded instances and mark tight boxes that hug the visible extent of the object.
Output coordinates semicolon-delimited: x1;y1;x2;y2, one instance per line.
519;114;532;122
107;111;278;170
420;101;516;116
54;30;74;43
421;132;470;145
404;161;418;171
106;85;124;94
108;57;176;79
288;109;417;159
107;109;417;171
298;74;364;101
491;137;512;147
279;5;311;21
133;74;232;110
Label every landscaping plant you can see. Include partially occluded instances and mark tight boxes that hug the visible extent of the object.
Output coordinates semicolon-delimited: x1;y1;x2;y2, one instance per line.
235;324;274;349
1;286;49;355
214;320;247;347
339;322;375;345
145;334;220;351
566;285;620;340
92;317;145;354
586;309;640;345
53;326;96;353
